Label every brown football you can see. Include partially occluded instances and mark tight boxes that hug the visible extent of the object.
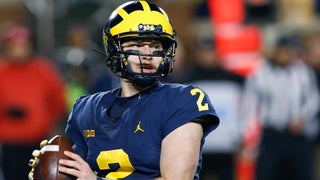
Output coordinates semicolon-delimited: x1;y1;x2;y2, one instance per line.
29;135;76;180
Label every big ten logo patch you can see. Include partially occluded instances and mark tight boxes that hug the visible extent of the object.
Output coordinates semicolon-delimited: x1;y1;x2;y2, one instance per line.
83;130;96;138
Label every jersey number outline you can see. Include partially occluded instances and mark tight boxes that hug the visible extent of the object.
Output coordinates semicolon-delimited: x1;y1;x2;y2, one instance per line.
96;149;134;179
190;88;209;112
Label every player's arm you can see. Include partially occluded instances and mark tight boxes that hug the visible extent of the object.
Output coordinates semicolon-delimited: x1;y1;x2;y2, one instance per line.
155;121;203;180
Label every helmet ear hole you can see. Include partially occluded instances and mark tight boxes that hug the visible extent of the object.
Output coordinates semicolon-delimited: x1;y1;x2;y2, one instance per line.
108;55;123;75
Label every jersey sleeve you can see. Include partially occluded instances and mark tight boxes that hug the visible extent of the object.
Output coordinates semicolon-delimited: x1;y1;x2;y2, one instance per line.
65;96;88;159
162;85;219;138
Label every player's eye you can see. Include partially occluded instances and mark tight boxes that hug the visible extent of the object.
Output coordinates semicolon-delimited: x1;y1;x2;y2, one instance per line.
122;42;140;50
122;40;163;52
152;43;163;51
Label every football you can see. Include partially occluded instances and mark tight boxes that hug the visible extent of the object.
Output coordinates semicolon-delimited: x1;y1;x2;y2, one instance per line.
28;135;76;180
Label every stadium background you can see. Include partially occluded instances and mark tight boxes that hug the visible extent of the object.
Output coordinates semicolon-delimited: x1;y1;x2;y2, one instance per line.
1;0;320;180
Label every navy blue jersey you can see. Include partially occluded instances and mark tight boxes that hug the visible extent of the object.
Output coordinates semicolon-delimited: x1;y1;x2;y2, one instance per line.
65;81;219;179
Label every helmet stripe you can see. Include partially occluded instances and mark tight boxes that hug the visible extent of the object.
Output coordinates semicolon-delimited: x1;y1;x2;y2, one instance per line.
123;1;143;14
118;8;129;19
140;1;151;12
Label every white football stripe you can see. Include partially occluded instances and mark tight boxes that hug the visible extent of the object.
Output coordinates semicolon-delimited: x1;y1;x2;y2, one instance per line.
41;145;59;154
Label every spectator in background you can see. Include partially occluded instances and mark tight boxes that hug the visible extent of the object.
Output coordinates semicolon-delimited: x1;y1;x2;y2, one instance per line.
53;24;118;106
241;35;320;180
61;57;91;112
53;24;92;111
186;38;244;180
303;32;320;180
0;24;67;180
303;32;320;118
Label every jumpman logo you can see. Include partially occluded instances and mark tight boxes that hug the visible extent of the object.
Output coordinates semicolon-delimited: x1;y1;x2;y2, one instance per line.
134;121;144;133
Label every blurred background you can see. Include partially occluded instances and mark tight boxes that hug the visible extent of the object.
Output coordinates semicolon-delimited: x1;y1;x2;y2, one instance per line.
1;0;320;180
0;0;319;77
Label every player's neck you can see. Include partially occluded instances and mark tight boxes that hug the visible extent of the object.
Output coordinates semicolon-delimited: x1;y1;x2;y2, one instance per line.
120;79;144;97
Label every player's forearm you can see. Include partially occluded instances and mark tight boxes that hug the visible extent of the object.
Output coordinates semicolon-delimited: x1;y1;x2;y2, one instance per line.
154;175;195;180
154;170;196;180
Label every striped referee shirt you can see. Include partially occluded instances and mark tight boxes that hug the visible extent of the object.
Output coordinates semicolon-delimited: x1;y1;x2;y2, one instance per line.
242;59;320;139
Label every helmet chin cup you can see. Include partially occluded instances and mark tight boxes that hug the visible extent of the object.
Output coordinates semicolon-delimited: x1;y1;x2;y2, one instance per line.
127;74;157;87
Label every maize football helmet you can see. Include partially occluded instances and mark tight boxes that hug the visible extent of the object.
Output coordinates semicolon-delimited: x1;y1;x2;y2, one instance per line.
102;0;177;86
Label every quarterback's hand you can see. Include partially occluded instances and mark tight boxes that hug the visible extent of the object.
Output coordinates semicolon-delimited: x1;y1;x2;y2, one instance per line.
59;151;97;180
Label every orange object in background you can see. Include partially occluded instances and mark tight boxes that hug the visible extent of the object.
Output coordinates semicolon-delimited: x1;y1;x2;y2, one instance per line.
208;0;245;24
236;156;256;180
214;24;261;55
236;119;261;180
208;0;263;77
214;24;262;76
208;1;263;178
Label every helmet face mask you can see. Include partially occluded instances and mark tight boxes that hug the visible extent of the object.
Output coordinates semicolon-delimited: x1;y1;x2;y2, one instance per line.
103;0;177;87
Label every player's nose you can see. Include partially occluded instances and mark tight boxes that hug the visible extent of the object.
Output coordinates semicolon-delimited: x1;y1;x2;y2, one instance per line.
140;45;153;59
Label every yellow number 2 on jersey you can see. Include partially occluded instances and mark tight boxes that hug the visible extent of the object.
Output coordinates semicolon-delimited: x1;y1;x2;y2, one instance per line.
96;149;134;179
190;88;209;112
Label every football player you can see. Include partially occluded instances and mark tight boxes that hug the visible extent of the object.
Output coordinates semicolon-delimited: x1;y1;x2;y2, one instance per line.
58;1;220;179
